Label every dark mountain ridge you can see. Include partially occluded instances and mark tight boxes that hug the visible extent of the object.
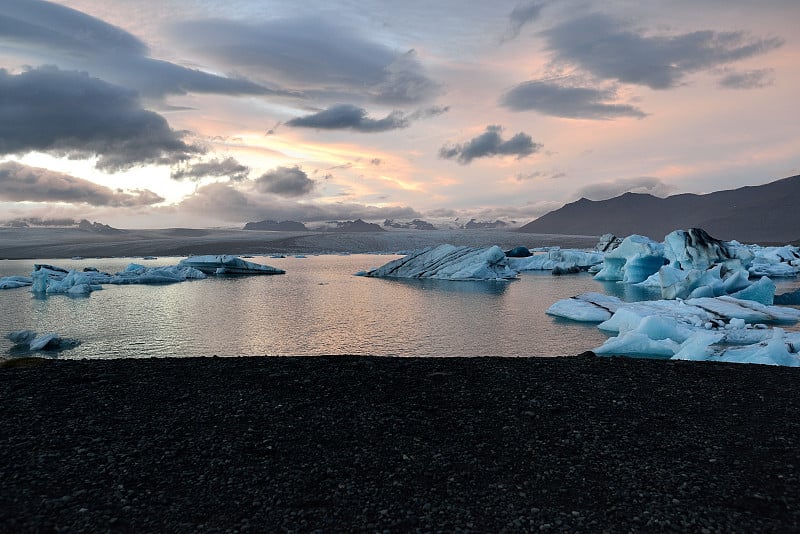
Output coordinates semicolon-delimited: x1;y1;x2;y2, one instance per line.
519;174;800;243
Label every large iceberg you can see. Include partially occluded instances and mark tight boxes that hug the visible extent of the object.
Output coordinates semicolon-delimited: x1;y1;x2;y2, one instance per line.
362;244;518;280
507;248;604;273
593;228;800;303
179;255;285;275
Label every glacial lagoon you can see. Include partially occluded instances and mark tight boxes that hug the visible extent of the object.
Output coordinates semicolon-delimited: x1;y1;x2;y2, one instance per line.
0;254;617;359
3;253;800;360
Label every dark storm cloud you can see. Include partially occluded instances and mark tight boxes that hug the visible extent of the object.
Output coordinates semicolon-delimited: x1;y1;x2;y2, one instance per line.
287;104;448;132
439;126;542;164
0;0;275;98
178;182;420;223
0;67;201;170
172;157;250;182
718;68;774;89
287;105;409;132
254;166;316;198
172;17;440;104
0;161;164;206
576;177;676;200
543;13;783;89
502;2;544;42
501;79;646;119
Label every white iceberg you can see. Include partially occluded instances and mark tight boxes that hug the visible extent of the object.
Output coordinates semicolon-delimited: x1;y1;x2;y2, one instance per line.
362;244;518;280
507;248;604;272
179;255;285;275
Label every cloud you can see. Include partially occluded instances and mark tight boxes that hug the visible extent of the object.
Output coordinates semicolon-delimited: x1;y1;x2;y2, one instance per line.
287;105;409;132
370;50;441;105
254;166;316;197
171;17;440;104
501;79;647;119
172;157;250;182
286;104;448;132
0;0;275;99
718;68;774;89
502;2;544;42
439;125;542;164
0;67;201;170
0;161;164;206
515;170;566;181
543;13;783;89
177;182;420;223
576;177;676;200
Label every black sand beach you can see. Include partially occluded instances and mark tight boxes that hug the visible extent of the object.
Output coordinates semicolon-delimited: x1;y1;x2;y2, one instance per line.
2;354;799;532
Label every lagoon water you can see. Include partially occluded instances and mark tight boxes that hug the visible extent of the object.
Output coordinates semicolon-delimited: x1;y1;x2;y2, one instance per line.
3;254;799;359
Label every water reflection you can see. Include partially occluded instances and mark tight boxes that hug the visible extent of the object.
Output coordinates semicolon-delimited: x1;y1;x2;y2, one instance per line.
0;255;612;358
384;277;512;296
594;279;662;302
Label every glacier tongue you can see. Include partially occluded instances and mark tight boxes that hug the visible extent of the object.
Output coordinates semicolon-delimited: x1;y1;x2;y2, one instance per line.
363;244;518;280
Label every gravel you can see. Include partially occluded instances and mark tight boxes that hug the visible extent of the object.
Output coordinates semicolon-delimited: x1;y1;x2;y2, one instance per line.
2;353;799;532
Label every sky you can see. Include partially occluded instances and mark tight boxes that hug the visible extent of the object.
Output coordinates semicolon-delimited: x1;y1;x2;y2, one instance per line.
0;0;798;229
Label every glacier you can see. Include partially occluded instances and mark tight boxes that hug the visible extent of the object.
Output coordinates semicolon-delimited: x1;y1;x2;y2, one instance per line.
179;255;285;275
361;244;518;280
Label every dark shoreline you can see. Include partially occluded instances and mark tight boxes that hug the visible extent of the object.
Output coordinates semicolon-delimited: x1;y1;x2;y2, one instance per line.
2;354;799;532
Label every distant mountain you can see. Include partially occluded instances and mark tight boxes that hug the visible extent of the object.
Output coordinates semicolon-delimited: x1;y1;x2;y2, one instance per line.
317;219;385;232
383;218;437;230
518;175;800;244
243;220;308;231
77;219;123;234
463;219;509;229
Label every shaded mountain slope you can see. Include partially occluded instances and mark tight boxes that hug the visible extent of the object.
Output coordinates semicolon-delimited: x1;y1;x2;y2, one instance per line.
519;175;800;243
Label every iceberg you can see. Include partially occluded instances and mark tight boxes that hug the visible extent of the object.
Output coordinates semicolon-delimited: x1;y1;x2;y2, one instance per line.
593;235;665;283
179;255;285;275
106;264;207;284
507;248;604;272
548;291;800;365
595;228;799;303
6;330;80;352
362;244;518;280
0;275;33;289
29;262;208;295
31;267;101;295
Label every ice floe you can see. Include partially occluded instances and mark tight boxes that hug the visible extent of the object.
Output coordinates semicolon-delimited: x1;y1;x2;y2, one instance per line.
179;255;285;275
361;244;518;280
0;275;33;289
6;330;80;352
547;292;800;366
